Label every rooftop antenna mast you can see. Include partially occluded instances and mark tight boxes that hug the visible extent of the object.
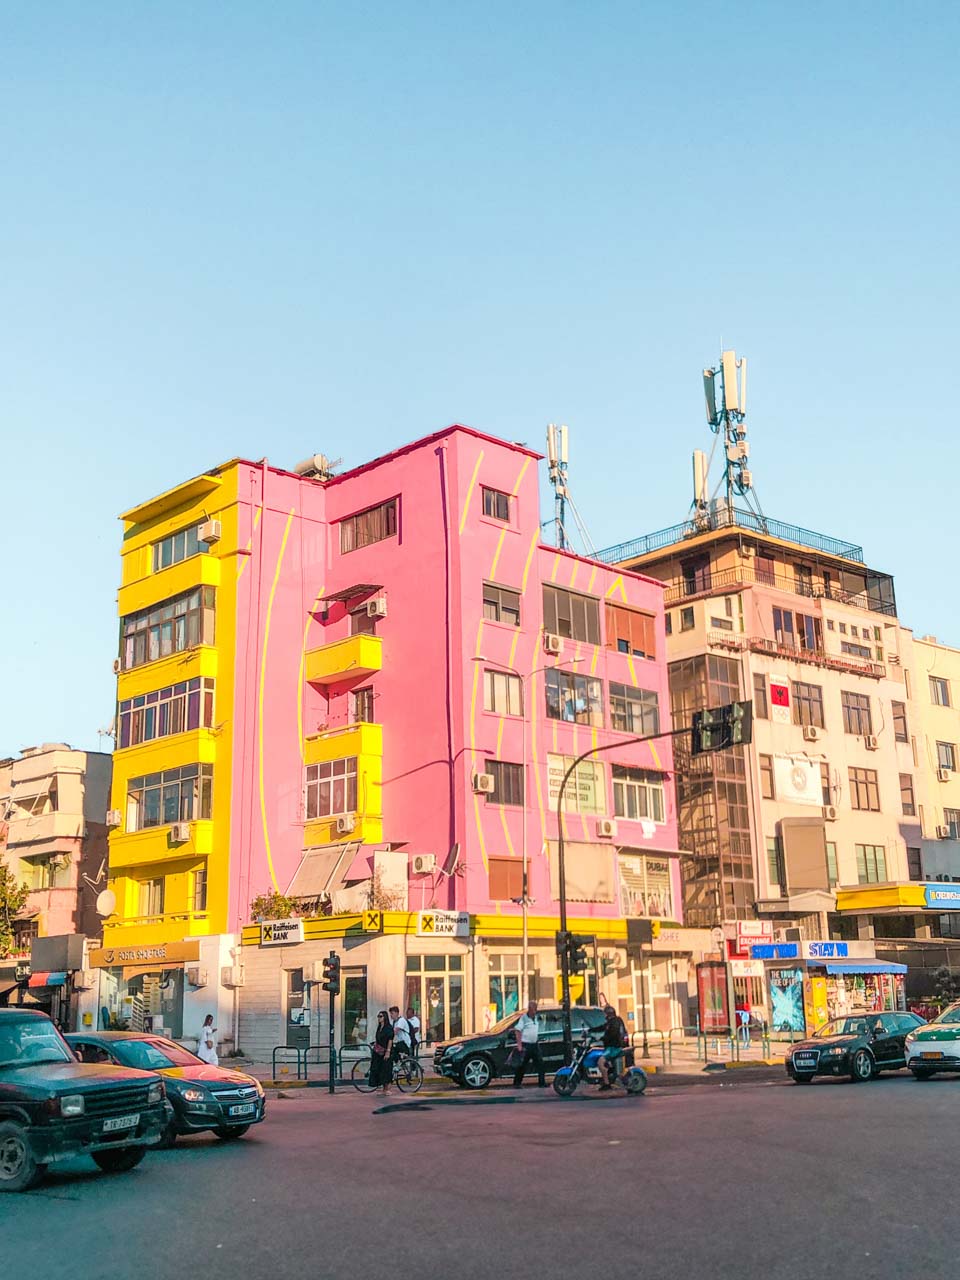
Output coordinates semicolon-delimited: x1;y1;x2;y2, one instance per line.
546;424;569;550
698;349;766;529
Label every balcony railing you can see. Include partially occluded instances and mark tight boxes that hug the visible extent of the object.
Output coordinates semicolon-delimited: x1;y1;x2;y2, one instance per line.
596;507;865;566
706;630;886;679
663;564;897;616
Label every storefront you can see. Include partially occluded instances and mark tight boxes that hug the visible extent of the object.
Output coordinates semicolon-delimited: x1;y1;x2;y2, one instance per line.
87;940;200;1036
753;940;907;1036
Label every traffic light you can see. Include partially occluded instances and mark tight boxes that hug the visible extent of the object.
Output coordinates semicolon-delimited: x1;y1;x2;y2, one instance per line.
321;952;341;995
568;935;590;975
691;700;754;755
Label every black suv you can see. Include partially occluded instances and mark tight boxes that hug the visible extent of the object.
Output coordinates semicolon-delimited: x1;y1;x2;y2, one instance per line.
434;1006;610;1089
786;1011;924;1084
0;1009;166;1191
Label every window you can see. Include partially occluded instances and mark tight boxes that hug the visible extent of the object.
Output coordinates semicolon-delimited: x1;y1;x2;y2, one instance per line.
350;607;377;635
900;774;916;817
305;758;358;820
542;586;600;645
484;760;524;806
481;486;510;522
483;582;521;626
755;555;775;585
795;564;814;596
484;670;522;716
548;755;607;813
841;641;873;659
759;755;774;799
856;844;887;884
193;864;208;912
841;691;873;736
126;764;213;831
944;809;960;839
753;673;768;719
710;615;734;632
907;847;923;882
153;522;206;572
839;622;847;635
340;498;398;553
353;687;375;723
609;683;659;735
118;678;216;748
797;612;822;653
138;878;165;917
892;701;908;742
545;669;603;726
22;853;71;891
606;604;655;658
405;954;463;1044
826;842;838;888
826;619;835;631
850;625;859;638
664;613;672;636
792;681;825;728
681;556;711;595
612;767;665;823
488;858;525;901
766;836;785;890
931;676;951;707
821;762;832;805
937;742;957;772
772;607;794;648
849;767;880;812
680;606;695;632
121;587;215;670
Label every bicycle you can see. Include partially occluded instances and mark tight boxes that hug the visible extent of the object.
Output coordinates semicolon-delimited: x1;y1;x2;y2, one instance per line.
351;1046;424;1093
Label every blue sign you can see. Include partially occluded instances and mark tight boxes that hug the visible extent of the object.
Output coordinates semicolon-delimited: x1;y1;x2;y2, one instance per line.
750;943;799;960
924;885;960;910
807;942;849;958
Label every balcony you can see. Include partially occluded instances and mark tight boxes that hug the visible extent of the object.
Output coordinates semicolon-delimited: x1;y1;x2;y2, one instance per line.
102;911;212;947
118;550;221;618
6;813;83;849
663;564;897;617
117;646;218;700
108;820;215;871
596;507;866;566
305;634;382;686
302;722;383;847
706;630;886;680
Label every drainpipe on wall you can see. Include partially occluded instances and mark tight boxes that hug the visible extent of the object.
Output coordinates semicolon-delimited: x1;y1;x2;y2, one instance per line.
436;443;457;911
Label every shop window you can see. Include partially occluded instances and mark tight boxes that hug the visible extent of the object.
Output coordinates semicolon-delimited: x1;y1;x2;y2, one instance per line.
488;954;535;1021
617;852;673;918
483;582;521;626
605;604;655;659
405;954;463;1044
342;969;368;1048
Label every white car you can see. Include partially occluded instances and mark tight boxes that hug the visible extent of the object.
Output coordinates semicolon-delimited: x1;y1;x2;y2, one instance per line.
905;1001;960;1078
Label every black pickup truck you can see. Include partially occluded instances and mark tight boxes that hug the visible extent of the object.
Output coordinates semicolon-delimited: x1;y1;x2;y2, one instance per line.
0;1008;167;1191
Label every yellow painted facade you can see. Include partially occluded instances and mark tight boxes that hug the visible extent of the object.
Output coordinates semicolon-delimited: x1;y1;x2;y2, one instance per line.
302;722;383;846
304;633;382;685
106;465;241;947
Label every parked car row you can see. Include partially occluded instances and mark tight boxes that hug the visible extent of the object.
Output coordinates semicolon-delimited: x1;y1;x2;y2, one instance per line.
785;1001;960;1084
0;1009;265;1192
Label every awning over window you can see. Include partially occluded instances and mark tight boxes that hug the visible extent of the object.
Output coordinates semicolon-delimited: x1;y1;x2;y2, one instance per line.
286;843;361;898
28;971;67;988
320;583;382;606
822;960;907;975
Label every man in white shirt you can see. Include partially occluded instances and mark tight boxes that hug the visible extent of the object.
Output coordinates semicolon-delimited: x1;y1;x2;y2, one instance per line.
406;1007;421;1057
512;1000;546;1087
389;1006;411;1058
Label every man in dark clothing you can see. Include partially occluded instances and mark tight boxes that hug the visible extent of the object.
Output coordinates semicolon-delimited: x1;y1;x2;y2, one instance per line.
597;1004;629;1090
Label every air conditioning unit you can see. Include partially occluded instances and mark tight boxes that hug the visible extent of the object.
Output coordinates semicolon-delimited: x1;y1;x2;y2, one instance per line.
412;854;437;875
198;518;222;544
106;809;122;829
822;805;838;822
170;822;191;844
74;971;96;991
938;768;952;782
367;597;388;618
185;966;208;988
221;965;245;989
543;632;563;655
472;772;496;794
112;658;121;674
335;815;357;835
802;725;821;742
596;818;617;839
937;825;951;839
864;735;878;751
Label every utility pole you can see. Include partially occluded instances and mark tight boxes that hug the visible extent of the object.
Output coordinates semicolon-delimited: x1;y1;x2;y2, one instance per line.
321;952;340;1094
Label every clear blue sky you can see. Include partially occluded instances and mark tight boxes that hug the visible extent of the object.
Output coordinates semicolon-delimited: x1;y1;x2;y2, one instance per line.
2;2;957;753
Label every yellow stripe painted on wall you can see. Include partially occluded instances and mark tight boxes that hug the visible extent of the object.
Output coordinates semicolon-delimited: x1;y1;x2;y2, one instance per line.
298;586;325;764
459;450;485;536
237;505;263;579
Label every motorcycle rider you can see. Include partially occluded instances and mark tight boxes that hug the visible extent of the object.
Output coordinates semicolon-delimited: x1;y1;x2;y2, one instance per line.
597;1003;629;1090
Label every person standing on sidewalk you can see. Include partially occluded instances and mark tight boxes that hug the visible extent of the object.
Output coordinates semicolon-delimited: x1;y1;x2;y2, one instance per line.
512;1000;546;1088
389;1006;411;1059
369;1011;394;1094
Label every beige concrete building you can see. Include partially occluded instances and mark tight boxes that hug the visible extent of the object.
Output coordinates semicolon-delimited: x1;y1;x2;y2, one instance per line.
910;637;960;891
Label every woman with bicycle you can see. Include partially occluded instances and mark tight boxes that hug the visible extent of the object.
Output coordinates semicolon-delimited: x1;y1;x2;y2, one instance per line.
369;1010;394;1094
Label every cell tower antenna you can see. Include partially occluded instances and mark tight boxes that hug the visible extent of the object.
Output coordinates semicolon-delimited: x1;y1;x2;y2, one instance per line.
546;424;570;550
698;349;765;530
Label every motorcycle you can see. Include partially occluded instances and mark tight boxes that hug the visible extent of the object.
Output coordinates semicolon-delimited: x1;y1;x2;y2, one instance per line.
552;1030;648;1098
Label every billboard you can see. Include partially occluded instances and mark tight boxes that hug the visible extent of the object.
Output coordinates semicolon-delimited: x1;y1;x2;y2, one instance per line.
697;961;730;1033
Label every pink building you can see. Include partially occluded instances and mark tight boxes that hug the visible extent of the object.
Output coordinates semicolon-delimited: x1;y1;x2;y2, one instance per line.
108;426;698;1055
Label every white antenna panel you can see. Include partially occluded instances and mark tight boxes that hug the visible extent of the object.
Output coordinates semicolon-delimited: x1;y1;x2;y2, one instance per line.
693;450;709;505
702;369;717;423
739;356;747;413
721;350;739;412
546;424;558;467
559;425;568;464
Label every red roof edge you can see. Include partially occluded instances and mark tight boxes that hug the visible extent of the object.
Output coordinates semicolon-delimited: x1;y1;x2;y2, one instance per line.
537;542;668;592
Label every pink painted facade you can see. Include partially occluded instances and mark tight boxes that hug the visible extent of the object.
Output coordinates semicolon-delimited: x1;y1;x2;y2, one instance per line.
226;426;682;931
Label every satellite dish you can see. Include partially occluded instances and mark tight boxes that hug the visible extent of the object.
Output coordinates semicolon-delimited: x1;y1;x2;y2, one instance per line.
440;843;461;877
96;889;117;917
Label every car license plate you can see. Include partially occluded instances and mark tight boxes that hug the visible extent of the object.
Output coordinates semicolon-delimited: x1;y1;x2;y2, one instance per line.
794;1053;817;1065
228;1103;256;1116
102;1113;139;1133
921;1052;944;1060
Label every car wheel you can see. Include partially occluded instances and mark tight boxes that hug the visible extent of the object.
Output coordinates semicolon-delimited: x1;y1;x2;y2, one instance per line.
850;1049;874;1082
92;1146;147;1173
213;1125;250;1140
792;1074;815;1085
0;1122;43;1192
460;1056;493;1090
911;1068;935;1081
158;1121;178;1149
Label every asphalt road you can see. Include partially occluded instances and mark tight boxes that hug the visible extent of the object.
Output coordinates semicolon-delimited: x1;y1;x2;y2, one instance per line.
6;1073;959;1280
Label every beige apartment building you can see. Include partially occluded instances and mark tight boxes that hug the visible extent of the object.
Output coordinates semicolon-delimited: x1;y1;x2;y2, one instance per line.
595;506;960;997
